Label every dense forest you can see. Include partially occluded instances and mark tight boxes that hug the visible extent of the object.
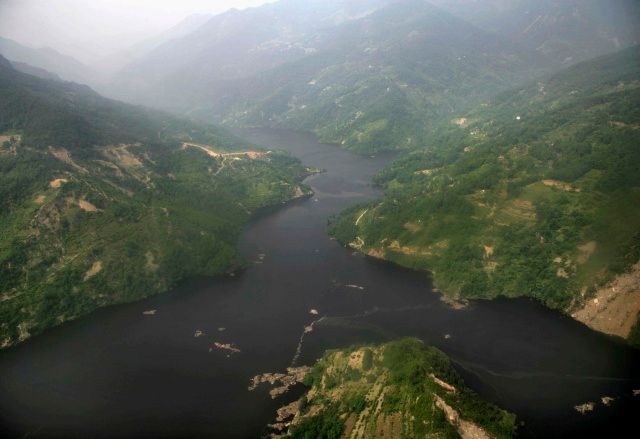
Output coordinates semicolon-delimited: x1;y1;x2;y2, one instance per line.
331;46;640;344
0;56;311;348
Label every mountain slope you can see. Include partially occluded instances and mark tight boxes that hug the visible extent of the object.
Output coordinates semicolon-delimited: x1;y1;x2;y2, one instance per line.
0;36;94;84
109;0;640;155
9;61;62;81
109;0;553;153
205;0;549;154
0;56;311;348
93;13;214;78
429;0;640;64
330;46;640;343
113;0;392;94
271;339;516;438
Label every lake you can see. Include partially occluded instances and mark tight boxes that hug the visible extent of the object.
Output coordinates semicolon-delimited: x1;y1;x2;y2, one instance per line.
1;129;638;438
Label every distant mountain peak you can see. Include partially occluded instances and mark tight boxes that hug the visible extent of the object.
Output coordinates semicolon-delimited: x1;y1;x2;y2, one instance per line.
0;36;94;84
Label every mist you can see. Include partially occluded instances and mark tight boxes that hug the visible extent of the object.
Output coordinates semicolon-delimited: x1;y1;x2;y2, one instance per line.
1;1;640;438
0;0;275;64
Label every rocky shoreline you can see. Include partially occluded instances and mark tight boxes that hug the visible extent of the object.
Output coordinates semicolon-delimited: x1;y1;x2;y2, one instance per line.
248;366;310;399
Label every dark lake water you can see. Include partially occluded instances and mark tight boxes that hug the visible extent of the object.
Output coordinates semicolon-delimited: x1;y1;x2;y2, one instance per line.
1;129;639;438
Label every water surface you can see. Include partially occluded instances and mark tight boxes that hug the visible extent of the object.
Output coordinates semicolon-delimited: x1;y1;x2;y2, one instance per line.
1;129;638;438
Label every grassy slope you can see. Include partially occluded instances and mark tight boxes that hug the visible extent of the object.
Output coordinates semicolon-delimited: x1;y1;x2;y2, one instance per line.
330;46;640;330
289;338;516;438
0;57;311;348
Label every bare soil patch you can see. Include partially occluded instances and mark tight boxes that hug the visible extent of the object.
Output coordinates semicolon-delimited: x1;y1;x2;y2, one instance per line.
84;261;103;281
49;178;68;188
572;261;640;338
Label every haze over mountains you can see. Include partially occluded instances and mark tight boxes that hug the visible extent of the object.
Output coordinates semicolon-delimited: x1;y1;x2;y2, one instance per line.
429;0;640;64
0;12;218;85
1;1;640;436
102;0;640;153
3;0;638;144
0;37;94;84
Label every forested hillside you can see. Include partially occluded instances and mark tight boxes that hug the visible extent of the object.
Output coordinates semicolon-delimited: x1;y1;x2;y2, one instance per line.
211;0;548;154
110;0;553;154
330;46;640;344
108;0;640;155
429;0;640;64
280;339;516;438
0;56;311;348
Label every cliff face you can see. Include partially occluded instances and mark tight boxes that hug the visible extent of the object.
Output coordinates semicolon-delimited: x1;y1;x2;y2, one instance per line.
573;262;640;344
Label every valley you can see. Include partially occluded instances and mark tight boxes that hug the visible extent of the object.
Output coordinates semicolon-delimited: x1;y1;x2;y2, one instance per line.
0;1;639;437
0;129;638;438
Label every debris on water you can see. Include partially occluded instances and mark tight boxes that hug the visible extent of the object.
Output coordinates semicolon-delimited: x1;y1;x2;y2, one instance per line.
142;309;157;315
218;327;226;332
304;325;314;333
633;389;640;397
213;342;241;354
309;309;319;315
248;366;311;399
574;402;595;414
194;330;204;337
601;396;614;406
440;296;469;310
345;284;365;290
444;334;451;340
292;317;325;367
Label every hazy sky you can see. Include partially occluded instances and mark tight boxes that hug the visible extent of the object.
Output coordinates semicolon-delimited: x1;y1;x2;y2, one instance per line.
0;0;276;63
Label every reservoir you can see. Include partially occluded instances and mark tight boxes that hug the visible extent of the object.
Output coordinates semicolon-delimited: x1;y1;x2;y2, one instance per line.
0;129;638;438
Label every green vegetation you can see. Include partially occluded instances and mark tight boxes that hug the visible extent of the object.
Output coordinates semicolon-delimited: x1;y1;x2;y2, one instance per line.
429;0;640;65
208;1;548;154
289;338;516;438
331;47;640;332
0;56;311;348
116;1;640;157
117;0;552;155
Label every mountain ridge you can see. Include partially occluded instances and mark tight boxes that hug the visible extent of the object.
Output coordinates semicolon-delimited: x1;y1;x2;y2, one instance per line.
109;0;554;154
0;36;94;84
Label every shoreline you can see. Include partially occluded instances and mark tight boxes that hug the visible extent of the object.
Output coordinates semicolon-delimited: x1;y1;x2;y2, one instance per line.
344;241;638;347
